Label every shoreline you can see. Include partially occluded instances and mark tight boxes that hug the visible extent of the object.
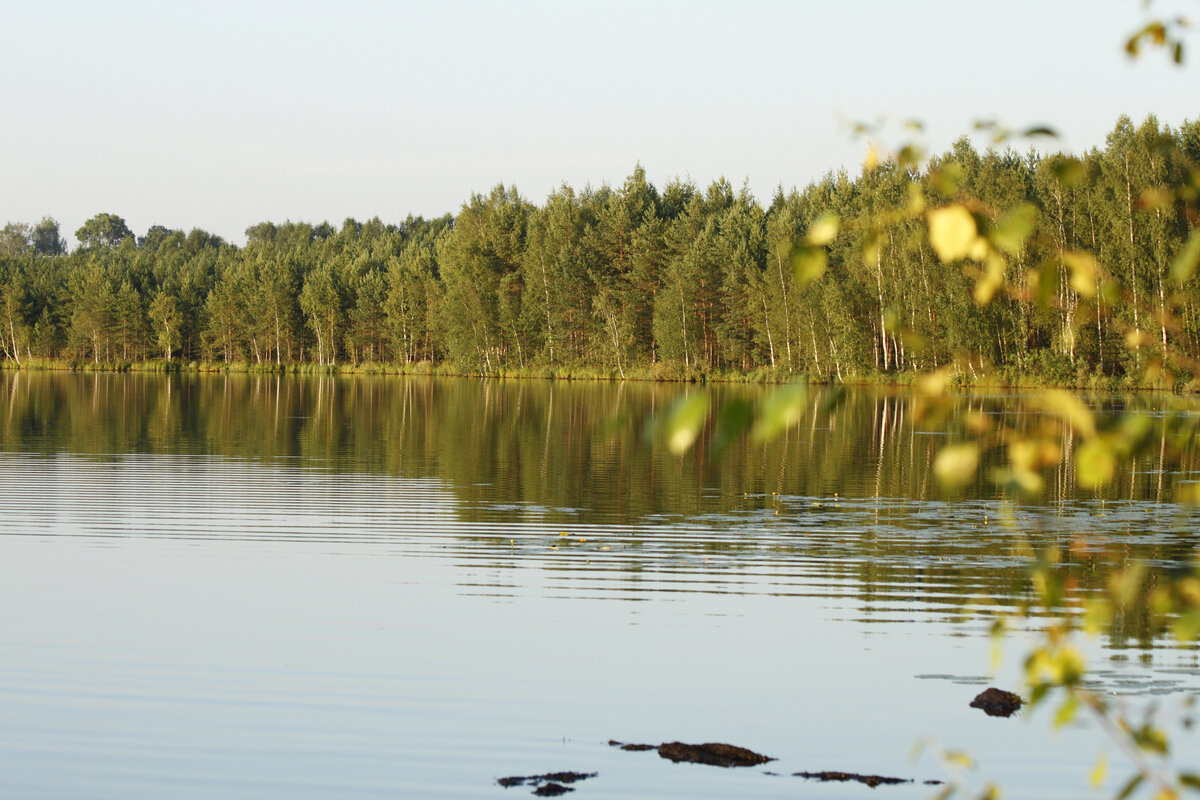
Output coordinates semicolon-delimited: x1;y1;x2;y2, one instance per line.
0;357;1189;393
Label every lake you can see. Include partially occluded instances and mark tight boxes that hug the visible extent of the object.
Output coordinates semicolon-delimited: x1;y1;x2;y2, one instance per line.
1;372;1197;799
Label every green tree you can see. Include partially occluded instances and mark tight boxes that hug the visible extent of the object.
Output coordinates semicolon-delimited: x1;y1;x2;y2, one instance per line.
31;217;67;256
0;223;31;256
299;263;345;366
148;289;182;361
75;213;134;250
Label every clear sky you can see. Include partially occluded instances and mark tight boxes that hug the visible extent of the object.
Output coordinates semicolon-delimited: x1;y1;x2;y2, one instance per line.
2;0;1195;247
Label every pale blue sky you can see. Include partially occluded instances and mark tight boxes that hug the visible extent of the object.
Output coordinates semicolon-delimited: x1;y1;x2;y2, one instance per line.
2;0;1195;246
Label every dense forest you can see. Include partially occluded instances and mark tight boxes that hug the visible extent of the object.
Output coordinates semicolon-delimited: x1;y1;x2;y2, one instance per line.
2;114;1198;385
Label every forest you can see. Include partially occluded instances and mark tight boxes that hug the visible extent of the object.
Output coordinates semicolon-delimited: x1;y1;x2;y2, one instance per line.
2;113;1198;386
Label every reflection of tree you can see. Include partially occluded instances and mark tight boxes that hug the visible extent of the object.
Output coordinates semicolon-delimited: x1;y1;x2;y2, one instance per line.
1;372;1195;648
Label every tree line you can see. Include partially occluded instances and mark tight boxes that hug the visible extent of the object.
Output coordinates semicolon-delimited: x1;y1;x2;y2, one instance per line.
2;113;1197;383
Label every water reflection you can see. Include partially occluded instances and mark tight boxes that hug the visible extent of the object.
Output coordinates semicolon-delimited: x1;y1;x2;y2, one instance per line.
2;372;1198;654
4;373;1200;800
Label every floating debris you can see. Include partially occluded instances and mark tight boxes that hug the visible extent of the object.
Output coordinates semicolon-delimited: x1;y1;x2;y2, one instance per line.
657;741;773;767
609;739;772;766
497;771;597;796
794;770;943;787
970;687;1024;717
607;740;655;752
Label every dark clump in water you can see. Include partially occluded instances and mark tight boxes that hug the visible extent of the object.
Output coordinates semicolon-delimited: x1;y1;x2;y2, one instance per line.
794;770;942;787
498;771;597;795
607;740;656;752
657;741;773;767
970;687;1024;717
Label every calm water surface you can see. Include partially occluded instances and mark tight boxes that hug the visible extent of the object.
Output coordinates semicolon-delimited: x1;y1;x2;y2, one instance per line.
1;373;1198;799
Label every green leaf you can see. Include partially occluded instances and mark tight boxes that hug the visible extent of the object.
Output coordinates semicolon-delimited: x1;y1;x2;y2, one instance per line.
790;244;827;289
710;398;753;455
928;162;962;198
1114;772;1143;800
1050;156;1084;187
663;393;710;455
990;203;1039;255
816;384;845;416
1171;230;1200;284
1077;439;1116;489
897;144;924;168
751;383;808;444
1179;772;1200;791
1023;125;1058;138
1173;609;1200;642
1131;723;1168;755
1053;693;1078;729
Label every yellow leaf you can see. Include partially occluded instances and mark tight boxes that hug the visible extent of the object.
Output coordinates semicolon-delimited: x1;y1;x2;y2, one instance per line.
1077;439;1116;489
928;205;979;262
805;213;839;246
907;183;926;214
1061;251;1098;297
1034;390;1097;439
1008;439;1038;472
1082;598;1113;635
1089;752;1108;789
1125;329;1148;349
973;253;1005;305
968;236;991;262
934;443;980;489
917;367;953;396
864;144;880;171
